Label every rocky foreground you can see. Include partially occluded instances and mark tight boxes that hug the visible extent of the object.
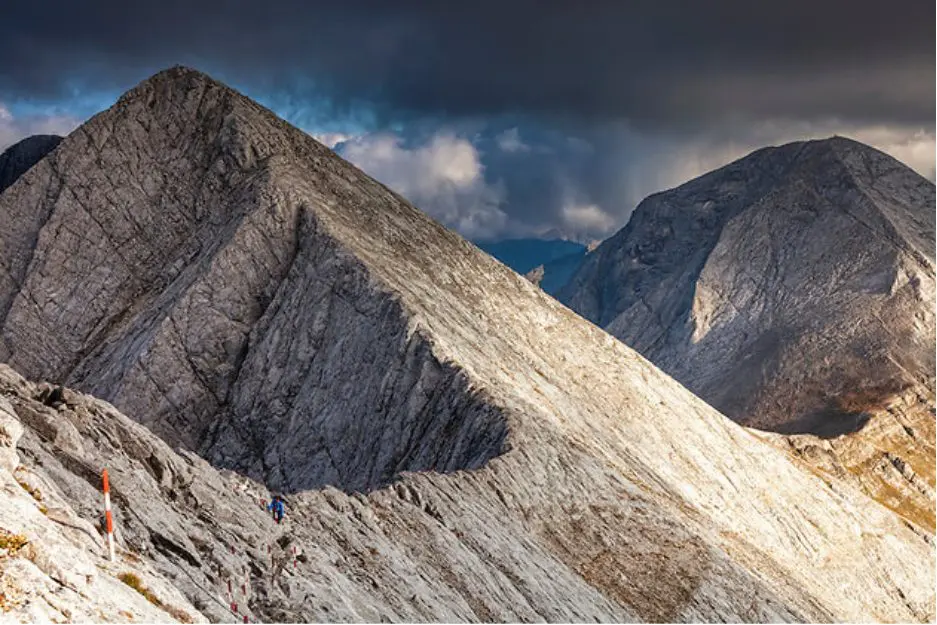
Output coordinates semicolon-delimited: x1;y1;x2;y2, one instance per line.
0;68;934;622
1;354;934;622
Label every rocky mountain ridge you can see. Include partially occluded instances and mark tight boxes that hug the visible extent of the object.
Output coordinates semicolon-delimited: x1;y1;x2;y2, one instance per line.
759;384;935;530
0;67;933;622
1;340;933;622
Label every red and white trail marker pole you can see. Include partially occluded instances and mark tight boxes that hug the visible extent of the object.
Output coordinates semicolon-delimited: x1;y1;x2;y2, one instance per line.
102;468;116;562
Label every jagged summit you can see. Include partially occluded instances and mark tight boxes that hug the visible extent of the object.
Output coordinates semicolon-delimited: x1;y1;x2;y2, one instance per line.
127;64;214;86
0;68;934;621
559;135;935;432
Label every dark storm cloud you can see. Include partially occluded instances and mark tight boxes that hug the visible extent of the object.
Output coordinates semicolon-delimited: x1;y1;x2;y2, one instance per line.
2;1;933;241
1;0;933;128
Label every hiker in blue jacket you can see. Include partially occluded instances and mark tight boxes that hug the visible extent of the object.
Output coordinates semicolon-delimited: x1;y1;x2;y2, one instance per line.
267;495;286;524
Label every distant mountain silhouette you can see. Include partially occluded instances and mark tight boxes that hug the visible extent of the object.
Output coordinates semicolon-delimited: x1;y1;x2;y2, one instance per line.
478;238;586;293
0;134;62;194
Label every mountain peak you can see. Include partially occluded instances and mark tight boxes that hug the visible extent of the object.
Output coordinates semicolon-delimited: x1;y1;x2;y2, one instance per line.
560;134;934;431
121;64;228;97
0;66;519;492
680;136;910;186
730;135;917;187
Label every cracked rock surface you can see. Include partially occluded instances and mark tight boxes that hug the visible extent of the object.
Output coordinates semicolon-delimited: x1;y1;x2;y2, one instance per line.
1;352;934;622
560;137;934;434
0;68;934;622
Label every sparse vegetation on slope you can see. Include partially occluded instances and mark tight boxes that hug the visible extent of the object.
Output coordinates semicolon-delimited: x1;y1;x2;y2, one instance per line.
0;529;28;556
118;571;193;622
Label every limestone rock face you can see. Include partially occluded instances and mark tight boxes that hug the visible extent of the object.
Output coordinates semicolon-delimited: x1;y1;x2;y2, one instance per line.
0;134;62;195
559;137;935;435
0;69;505;494
0;375;202;623
0;68;934;622
2;355;935;622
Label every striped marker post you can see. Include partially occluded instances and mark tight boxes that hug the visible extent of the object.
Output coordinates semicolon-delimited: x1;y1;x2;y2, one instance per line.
102;468;116;562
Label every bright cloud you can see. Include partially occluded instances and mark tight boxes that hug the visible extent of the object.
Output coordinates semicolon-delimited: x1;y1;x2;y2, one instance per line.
560;203;617;237
312;132;353;149
333;120;935;244
339;132;507;240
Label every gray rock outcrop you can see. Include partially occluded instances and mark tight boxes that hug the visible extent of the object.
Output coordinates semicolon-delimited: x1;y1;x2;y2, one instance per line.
0;68;933;622
0;375;202;623
0;134;62;195
523;264;545;286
